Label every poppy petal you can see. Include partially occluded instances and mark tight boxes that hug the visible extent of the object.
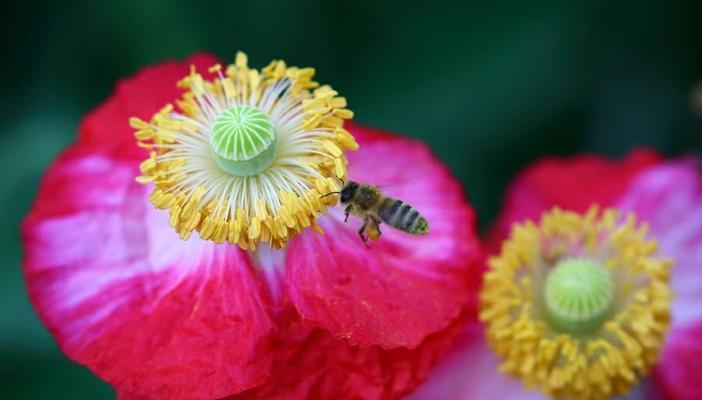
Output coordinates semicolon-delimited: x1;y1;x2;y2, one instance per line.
655;323;702;400
487;149;660;252
616;159;702;400
22;144;275;400
285;124;481;348
408;322;547;400
233;308;464;400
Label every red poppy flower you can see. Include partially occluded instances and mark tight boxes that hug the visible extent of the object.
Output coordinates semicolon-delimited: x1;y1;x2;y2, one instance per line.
411;151;702;400
21;53;481;399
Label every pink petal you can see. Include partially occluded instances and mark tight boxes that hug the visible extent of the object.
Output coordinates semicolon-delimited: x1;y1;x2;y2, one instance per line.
618;159;702;328
285;124;482;348
616;159;702;400
655;322;702;400
408;322;547;400
22;145;275;400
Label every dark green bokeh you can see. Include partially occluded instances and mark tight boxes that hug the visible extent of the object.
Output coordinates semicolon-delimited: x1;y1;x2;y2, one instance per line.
2;1;701;398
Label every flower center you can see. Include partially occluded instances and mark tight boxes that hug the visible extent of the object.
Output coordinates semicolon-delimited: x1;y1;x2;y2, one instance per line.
544;258;614;334
131;52;358;250
210;105;277;176
480;207;672;399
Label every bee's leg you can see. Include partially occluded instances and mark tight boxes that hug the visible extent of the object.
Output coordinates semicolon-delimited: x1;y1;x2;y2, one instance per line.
344;205;351;222
366;218;381;241
358;217;370;248
370;216;382;239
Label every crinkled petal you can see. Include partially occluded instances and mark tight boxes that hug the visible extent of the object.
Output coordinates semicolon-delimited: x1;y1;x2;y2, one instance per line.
22;54;276;400
22;55;273;399
616;159;702;400
231;308;464;400
285;124;481;348
487;149;660;252
408;322;546;400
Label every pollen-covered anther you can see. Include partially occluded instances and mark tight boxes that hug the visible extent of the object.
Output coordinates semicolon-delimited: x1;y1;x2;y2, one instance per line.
131;52;357;249
480;206;672;400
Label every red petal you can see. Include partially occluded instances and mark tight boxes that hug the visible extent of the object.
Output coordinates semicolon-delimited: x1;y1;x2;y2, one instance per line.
231;307;464;400
118;392;152;400
487;149;660;253
286;123;482;348
78;53;219;158
22;144;275;399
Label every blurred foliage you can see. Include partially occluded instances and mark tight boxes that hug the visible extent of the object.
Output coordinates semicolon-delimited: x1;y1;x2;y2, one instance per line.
1;0;701;398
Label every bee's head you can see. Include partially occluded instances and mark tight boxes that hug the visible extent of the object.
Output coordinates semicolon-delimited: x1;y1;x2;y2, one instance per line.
339;181;359;204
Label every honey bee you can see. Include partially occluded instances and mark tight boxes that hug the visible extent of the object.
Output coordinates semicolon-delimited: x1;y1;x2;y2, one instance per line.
323;180;430;245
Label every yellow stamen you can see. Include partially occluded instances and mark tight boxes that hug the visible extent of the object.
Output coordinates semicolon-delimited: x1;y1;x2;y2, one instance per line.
480;206;672;400
131;52;357;249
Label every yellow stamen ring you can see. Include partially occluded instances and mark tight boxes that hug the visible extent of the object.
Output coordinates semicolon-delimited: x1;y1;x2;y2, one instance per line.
131;52;358;250
480;206;672;400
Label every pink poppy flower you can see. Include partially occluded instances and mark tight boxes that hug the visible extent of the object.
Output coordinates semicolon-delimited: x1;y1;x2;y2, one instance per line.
21;53;481;399
411;151;702;400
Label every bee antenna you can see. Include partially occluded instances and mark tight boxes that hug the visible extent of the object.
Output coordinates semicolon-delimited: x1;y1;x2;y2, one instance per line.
339;178;345;185
320;191;341;199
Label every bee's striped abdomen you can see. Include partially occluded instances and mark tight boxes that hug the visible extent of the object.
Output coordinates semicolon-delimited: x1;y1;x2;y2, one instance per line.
377;198;429;235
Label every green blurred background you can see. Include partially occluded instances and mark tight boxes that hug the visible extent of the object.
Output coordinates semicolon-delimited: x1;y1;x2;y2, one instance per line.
2;0;701;398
